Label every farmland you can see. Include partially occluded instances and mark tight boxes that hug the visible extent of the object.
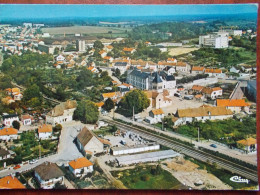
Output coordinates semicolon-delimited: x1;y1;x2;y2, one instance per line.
42;26;131;35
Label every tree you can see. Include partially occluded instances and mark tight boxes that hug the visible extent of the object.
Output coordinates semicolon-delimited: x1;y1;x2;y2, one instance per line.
102;98;114;112
119;89;150;115
93;40;104;50
12;120;20;130
23;84;42;101
74;100;99;124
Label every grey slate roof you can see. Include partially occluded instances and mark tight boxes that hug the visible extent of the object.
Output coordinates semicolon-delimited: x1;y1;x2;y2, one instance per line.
2;114;18;120
129;69;149;79
115;62;127;66
34;162;64;181
152;72;163;83
248;80;256;90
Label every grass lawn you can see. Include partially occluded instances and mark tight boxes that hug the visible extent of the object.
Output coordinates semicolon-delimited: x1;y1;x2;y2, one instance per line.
111;166;184;189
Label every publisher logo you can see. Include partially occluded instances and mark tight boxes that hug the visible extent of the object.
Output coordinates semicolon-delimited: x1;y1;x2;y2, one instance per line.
230;176;249;184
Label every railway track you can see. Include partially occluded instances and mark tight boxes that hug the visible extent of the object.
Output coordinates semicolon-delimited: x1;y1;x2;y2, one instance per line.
105;119;258;182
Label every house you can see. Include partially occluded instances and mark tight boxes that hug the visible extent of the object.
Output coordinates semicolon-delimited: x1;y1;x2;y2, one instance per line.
38;124;52;139
56;54;65;62
237;137;256;153
145;91;172;109
114;62;130;74
21;114;34;126
158;61;189;72
216;99;250;113
167;58;177;63
0;127;18;141
105;45;113;52
230;67;240;74
34;162;65;189
103;56;114;63
0;176;26;189
163;66;176;75
123;47;136;54
69;157;94;177
0;148;11;160
204;68;222;76
46;100;77;125
174;106;233;125
88;66;99;73
201;87;222;99
95;102;104;112
149;109;164;122
99;50;107;58
13;93;23;101
191;66;205;74
2;113;19;127
101;92;120;101
75;127;105;155
191;85;204;94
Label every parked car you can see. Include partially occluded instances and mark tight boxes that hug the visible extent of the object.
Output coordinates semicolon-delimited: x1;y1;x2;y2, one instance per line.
210;144;217;148
13;165;21;170
174;93;181;97
184;95;193;100
29;159;38;164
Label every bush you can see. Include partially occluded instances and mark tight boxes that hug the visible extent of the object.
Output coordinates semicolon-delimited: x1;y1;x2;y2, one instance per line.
140;174;150;181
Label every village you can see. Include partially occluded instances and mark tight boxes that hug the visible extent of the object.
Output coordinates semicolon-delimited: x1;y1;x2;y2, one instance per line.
0;17;258;190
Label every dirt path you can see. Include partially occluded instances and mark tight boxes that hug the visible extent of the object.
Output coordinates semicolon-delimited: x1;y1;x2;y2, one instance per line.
168;47;199;56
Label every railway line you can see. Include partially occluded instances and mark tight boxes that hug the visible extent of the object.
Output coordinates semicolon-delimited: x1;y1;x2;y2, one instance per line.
104;119;258;183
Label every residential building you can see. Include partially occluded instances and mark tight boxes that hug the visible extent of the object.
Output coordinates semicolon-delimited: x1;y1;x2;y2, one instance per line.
69;157;93;177
123;47;136;54
201;87;222;99
158;61;189;72
76;127;105;155
216;99;250;113
114;62;130;74
127;69;176;92
0;176;26;189
95;102;104;112
145;90;172;109
21;114;34;126
101;92;120;101
76;40;85;52
111;143;160;155
191;85;204;94
1;113;19;127
0;127;18;141
163;66;176;75
56;54;65;62
230;67;240;74
174;106;233;126
0;148;11;160
237;137;256;153
46;100;77;125
38;124;52;139
38;44;55;54
204;68;222;76
99;50;107;58
149;108;164;122
34;162;65;189
191;66;205;74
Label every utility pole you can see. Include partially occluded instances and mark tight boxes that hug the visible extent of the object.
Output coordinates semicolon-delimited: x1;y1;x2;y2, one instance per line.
132;106;135;122
162;119;164;131
198;127;200;143
39;140;41;159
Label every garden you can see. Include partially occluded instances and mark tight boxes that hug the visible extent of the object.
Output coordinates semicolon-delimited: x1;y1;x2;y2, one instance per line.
111;165;184;189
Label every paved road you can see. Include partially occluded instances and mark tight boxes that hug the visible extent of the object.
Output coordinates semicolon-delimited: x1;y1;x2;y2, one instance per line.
101;68;121;84
0;121;84;178
229;81;244;100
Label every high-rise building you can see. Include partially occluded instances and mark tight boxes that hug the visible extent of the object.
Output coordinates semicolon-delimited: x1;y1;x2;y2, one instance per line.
76;40;85;52
199;32;229;49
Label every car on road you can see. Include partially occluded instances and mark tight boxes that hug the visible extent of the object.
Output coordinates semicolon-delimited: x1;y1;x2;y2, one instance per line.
174;93;181;97
210;144;217;148
29;159;38;164
13;165;21;170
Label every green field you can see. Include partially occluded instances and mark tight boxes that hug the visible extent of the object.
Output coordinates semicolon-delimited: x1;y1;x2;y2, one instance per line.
111;165;184;189
42;26;131;35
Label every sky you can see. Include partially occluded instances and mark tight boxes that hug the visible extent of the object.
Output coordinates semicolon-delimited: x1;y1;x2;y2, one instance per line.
0;4;258;19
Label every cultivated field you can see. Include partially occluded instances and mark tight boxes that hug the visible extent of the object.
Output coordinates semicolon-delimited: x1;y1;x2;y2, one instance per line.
168;47;199;56
42;26;130;35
